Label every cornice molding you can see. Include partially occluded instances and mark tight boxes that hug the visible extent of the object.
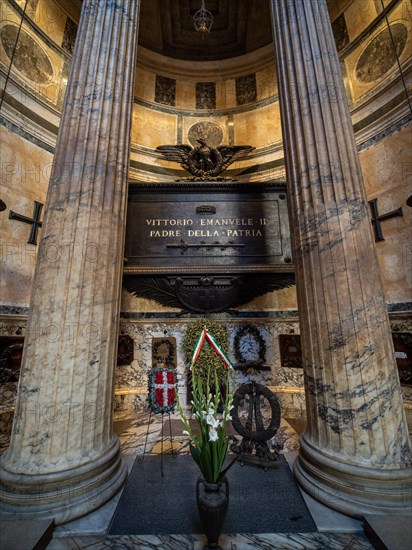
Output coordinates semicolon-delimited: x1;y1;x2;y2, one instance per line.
136;44;277;81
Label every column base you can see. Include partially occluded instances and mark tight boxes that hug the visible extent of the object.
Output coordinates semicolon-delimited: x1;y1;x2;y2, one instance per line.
0;437;127;525
294;433;412;518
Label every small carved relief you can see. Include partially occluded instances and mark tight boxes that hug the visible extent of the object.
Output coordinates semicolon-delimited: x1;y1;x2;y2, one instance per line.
196;82;216;109
279;334;303;368
355;23;408;84
236;74;257;105
152;337;177;368
117;334;134;366
155;75;176;106
61;17;78;55
0;24;53;84
331;13;349;53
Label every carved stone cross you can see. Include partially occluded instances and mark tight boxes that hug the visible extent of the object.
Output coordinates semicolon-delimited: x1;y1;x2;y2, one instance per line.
9;200;44;245
368;198;403;242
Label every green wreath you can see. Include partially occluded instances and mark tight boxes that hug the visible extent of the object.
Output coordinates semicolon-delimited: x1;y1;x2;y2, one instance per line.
183;319;229;383
153;338;175;366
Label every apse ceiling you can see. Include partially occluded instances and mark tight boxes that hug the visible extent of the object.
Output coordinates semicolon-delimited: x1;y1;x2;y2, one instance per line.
138;0;274;61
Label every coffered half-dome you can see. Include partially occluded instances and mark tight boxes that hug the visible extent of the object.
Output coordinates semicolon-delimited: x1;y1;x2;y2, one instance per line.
137;0;273;61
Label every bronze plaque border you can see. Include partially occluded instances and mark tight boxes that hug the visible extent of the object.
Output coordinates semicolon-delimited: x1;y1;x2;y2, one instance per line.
124;181;294;276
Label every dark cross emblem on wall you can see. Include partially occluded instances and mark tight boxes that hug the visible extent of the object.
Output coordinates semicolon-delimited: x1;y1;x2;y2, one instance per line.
368;198;403;242
9;201;44;245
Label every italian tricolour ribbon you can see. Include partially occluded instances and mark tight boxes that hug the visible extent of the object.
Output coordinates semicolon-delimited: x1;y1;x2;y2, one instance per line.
190;326;232;370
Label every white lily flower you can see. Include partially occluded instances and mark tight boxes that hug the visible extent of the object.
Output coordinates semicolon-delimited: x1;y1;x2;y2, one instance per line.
208;427;219;442
206;414;220;429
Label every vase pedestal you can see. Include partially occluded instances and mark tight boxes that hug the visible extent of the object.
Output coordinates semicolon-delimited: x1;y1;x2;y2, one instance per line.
196;476;229;549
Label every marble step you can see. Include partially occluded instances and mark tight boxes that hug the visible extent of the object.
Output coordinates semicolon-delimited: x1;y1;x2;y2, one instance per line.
363;515;412;550
0;519;54;550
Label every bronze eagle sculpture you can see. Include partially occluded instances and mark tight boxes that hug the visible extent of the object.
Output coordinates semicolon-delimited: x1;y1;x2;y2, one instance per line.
156;139;255;180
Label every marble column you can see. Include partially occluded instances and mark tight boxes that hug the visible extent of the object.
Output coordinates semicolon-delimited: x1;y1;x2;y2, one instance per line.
0;1;140;524
270;0;411;516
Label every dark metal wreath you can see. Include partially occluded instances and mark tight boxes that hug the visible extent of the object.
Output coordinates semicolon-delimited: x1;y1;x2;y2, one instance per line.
152;338;175;366
231;382;281;442
233;324;266;366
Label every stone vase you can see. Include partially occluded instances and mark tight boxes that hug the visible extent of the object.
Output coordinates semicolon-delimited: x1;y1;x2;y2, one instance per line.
196;476;229;549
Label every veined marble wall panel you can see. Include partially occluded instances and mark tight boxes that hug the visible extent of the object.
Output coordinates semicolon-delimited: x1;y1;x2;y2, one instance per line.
359;124;412;305
344;3;411;103
215;80;227;110
344;0;378;42
114;318;305;419
2;315;409;435
136;58;278;111
14;0;39;19
0;11;65;106
175;80;196;110
233;103;281;148
33;0;67;46
134;68;155;103
131;103;177;149
121;290;182;314
256;65;278;101
224;79;237;109
361;124;411;197
0;125;52;306
233;286;298;312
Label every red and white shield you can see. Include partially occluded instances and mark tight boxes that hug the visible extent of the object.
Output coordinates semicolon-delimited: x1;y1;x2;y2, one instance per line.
149;368;176;413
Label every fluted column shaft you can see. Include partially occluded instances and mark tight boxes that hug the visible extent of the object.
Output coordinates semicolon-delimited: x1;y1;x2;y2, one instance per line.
271;0;411;516
0;0;140;524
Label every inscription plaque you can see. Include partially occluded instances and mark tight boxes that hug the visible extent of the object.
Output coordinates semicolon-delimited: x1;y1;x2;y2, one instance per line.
124;182;293;275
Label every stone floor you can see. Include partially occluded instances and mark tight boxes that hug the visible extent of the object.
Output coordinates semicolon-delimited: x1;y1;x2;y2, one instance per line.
1;404;376;549
46;532;374;549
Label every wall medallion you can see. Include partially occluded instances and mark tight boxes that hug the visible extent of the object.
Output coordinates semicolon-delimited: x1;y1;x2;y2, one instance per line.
0;23;53;85
355;23;408;84
188;121;223;148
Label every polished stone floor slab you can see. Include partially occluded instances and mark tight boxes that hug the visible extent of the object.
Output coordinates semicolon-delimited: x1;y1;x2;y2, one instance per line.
363;515;412;550
48;532;374;549
0;519;54;550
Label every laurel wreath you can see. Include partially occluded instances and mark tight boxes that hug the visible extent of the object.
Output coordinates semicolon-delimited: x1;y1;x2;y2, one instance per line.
152;338;175;366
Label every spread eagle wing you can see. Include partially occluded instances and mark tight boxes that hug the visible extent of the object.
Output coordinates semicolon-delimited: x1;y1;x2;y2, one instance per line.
218;145;255;171
156;145;193;171
123;276;184;310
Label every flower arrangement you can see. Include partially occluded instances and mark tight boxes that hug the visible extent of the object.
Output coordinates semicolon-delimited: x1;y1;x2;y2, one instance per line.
177;326;237;484
177;367;236;484
183;319;229;384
